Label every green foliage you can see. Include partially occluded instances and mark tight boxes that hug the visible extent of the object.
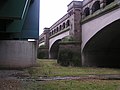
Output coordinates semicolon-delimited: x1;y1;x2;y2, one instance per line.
59;41;80;44
37;47;48;59
62;36;75;42
58;49;81;67
39;45;46;48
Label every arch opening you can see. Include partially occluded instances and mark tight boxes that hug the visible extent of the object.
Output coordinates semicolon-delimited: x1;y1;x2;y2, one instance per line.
84;7;90;17
66;20;70;27
92;1;100;14
62;23;65;29
50;39;61;59
57;27;59;32
82;19;120;68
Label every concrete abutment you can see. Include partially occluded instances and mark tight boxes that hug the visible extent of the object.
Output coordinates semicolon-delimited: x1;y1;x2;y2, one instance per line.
0;40;37;69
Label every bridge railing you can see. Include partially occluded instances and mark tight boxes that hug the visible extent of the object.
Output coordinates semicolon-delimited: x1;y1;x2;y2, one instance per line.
82;0;119;23
49;26;70;39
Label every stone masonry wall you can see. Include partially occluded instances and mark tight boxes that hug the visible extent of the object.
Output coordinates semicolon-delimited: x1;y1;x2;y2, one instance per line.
58;41;81;66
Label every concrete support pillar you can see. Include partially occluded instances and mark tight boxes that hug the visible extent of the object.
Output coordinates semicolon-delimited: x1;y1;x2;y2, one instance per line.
0;40;37;69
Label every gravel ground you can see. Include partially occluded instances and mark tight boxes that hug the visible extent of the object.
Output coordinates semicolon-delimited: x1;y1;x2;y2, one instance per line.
0;70;26;90
0;79;21;90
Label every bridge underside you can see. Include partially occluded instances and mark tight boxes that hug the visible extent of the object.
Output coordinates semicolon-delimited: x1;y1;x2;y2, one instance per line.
50;39;61;59
82;19;120;68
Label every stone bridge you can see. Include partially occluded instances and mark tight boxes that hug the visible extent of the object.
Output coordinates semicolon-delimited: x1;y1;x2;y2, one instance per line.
39;0;120;68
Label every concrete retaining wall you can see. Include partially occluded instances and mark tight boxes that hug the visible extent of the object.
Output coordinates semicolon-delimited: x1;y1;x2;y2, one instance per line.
0;40;37;69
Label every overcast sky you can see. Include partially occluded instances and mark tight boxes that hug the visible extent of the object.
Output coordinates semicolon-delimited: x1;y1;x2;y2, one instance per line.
39;0;82;34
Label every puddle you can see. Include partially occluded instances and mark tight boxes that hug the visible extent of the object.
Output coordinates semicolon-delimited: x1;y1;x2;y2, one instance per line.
0;70;120;81
16;74;120;81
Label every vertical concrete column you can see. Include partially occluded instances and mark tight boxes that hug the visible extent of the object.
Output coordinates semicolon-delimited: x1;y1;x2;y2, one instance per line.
0;40;37;69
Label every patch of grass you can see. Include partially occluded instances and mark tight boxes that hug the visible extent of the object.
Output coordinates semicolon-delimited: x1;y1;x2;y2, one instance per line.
25;59;120;77
23;59;120;90
23;80;120;90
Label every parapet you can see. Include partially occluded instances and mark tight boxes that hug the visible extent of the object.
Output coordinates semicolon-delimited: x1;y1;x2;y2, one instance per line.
67;1;83;12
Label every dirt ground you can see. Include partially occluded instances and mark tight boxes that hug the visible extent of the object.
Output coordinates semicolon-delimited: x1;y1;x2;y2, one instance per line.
0;70;120;90
0;70;25;90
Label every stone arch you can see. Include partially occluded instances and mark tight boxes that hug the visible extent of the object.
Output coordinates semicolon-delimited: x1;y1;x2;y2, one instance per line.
49;39;61;59
56;27;59;32
84;7;90;17
66;20;70;27
82;7;120;50
92;1;100;14
62;22;65;29
82;19;120;68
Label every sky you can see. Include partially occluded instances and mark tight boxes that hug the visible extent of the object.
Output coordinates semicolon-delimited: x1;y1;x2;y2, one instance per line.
39;0;82;35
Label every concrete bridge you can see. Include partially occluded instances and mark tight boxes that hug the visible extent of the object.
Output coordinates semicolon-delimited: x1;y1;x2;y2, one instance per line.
0;0;39;68
39;0;120;67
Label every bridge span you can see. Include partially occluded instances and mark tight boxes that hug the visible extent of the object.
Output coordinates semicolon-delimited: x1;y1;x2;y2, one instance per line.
39;0;120;68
